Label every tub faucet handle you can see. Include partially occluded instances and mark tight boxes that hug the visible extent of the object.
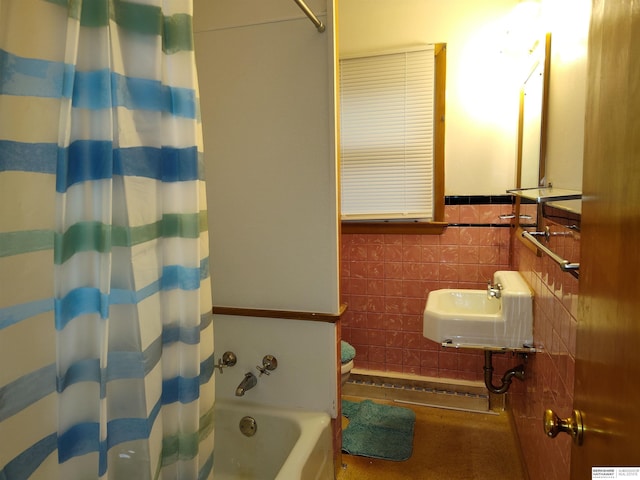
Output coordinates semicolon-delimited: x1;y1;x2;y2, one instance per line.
216;351;237;374
256;355;278;377
487;281;503;299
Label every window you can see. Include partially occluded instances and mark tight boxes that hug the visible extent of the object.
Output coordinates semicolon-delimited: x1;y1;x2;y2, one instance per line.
339;44;446;233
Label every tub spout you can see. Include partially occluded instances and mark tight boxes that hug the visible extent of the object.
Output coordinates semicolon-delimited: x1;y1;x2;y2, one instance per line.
236;372;258;396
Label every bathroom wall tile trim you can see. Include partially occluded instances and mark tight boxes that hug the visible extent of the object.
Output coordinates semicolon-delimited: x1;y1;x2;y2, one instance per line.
445;194;514;205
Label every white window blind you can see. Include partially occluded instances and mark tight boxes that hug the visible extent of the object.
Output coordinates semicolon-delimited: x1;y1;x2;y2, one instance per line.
339;46;435;220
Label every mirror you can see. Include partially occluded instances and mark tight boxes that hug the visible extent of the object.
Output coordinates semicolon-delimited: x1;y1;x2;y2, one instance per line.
515;33;551;228
520;48;548;189
518;33;551;190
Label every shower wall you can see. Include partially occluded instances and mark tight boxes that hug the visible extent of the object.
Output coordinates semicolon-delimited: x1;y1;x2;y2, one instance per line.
194;1;340;313
193;0;341;417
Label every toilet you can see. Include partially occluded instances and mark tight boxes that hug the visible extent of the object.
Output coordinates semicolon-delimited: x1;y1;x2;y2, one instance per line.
340;341;356;385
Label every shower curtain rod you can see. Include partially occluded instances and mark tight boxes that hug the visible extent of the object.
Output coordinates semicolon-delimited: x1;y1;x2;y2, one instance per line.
292;0;325;32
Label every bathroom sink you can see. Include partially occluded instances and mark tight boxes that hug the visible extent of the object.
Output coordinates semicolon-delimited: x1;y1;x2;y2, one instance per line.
428;290;502;317
423;271;533;349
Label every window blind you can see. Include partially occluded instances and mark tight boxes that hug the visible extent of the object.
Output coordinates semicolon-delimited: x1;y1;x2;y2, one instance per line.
339;46;435;220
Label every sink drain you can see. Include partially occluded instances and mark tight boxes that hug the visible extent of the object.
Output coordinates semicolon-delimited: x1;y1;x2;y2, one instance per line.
239;416;257;437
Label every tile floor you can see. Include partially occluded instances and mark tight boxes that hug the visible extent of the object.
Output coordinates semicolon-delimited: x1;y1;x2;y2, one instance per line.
337;395;526;480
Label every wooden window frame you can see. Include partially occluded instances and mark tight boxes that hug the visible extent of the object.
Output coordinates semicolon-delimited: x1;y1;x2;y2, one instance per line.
341;43;447;235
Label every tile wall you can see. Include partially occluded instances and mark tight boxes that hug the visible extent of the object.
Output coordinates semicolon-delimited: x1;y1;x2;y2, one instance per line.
340;197;516;382
340;197;579;479
510;214;579;480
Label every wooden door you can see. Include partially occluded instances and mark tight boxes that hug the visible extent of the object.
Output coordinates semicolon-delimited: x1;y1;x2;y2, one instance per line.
571;0;640;477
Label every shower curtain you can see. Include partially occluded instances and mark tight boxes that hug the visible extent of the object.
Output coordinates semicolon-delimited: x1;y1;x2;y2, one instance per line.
0;1;214;479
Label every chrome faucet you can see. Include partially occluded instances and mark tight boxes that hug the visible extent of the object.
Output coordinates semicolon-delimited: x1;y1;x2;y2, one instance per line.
235;372;258;397
487;281;503;299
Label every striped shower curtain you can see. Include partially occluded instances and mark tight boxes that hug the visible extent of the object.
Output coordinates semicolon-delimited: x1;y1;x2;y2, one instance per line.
0;1;214;479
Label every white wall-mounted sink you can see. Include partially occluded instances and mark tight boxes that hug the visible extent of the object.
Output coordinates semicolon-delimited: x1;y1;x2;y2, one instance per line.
423;271;533;349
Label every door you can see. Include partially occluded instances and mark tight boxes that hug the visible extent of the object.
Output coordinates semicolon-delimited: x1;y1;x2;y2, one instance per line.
571;0;640;477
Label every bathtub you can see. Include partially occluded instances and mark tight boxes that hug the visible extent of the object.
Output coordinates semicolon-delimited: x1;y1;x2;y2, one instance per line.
213;400;334;480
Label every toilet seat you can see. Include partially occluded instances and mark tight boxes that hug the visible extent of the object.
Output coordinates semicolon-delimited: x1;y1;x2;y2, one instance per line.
341;358;354;375
340;341;356;386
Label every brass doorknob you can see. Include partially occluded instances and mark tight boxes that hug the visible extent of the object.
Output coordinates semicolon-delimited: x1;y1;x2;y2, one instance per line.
543;409;584;446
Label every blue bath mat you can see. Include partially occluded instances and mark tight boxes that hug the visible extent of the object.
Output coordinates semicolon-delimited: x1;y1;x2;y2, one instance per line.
342;399;416;461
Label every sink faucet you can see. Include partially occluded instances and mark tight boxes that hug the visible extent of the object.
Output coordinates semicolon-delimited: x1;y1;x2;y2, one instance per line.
235;372;258;396
487;281;503;299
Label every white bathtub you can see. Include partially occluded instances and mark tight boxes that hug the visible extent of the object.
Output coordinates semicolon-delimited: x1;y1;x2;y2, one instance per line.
213;400;334;480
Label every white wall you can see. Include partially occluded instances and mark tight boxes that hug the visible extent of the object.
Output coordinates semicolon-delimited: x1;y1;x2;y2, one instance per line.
339;0;590;196
214;315;337;416
194;0;340;314
339;0;523;195
542;0;590;191
193;0;339;416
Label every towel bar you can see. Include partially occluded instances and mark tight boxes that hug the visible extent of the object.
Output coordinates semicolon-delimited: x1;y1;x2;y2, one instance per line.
522;230;580;279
